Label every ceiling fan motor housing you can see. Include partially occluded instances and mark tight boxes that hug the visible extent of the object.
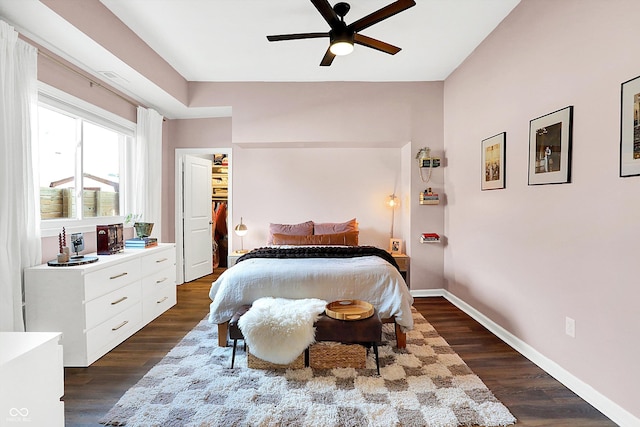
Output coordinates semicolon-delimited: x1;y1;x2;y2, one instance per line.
333;2;351;19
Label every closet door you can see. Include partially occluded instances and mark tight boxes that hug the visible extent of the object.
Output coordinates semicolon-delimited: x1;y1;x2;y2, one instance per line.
183;155;213;282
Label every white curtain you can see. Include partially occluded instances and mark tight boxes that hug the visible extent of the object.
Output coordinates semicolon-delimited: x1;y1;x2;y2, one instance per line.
132;107;164;240
0;21;41;332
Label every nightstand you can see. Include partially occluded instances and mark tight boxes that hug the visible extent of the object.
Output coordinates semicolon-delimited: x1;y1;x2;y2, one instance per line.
227;250;249;267
391;253;410;287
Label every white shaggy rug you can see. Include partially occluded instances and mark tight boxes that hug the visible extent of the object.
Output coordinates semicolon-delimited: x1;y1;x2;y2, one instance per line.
238;297;327;364
100;307;516;427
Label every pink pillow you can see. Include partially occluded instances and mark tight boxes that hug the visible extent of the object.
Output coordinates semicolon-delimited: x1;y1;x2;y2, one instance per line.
272;231;359;246
268;221;313;245
313;218;358;235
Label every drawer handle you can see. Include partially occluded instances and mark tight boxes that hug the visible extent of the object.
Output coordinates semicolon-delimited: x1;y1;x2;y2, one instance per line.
155;258;168;263
157;296;168;304
109;272;128;280
111;296;128;305
112;320;128;331
156;277;168;284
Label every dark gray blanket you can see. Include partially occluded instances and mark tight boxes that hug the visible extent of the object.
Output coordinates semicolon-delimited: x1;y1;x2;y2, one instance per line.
236;245;400;271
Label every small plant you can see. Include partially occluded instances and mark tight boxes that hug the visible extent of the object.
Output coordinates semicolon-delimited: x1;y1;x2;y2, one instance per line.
124;213;141;225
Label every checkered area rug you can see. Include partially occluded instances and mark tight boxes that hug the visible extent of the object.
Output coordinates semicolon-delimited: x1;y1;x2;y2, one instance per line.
100;308;516;427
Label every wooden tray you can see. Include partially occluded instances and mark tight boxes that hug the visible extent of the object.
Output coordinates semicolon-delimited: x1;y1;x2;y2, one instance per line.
325;300;374;321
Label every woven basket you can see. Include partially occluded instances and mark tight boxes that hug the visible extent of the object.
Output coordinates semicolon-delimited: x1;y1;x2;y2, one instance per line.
247;350;305;370
309;342;366;369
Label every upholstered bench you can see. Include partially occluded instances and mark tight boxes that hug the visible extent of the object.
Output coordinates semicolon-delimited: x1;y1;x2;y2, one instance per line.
228;305;383;374
309;310;382;374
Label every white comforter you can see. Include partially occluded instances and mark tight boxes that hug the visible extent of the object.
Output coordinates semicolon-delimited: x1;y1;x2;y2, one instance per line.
208;255;414;331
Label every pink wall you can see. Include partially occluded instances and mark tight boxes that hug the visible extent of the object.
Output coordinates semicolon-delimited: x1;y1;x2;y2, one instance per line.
443;0;639;420
174;81;445;290
163;117;233;242
41;0;188;105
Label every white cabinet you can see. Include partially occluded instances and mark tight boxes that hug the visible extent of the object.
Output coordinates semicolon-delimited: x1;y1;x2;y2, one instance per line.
0;332;64;426
24;244;176;367
140;248;177;324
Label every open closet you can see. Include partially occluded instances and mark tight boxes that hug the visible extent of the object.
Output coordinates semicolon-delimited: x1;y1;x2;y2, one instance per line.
212;153;228;267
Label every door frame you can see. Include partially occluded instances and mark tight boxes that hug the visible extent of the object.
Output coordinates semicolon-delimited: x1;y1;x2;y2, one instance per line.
175;147;232;284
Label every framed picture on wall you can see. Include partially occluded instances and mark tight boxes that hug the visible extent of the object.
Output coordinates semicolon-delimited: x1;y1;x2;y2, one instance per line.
481;132;506;190
528;106;573;185
620;75;640;177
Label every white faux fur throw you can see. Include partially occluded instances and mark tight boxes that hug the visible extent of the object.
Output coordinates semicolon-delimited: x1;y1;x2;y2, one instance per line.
238;297;327;365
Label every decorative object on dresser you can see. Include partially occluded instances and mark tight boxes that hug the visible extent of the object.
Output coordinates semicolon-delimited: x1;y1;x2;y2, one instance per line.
70;232;85;258
48;229;98;267
125;237;158;249
24;244;176;367
96;223;124;255
132;221;154;238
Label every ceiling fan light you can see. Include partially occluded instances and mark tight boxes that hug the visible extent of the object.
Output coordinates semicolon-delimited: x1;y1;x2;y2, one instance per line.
330;41;354;56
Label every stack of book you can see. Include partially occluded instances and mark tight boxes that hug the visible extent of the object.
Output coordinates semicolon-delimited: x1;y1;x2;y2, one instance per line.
420;191;439;205
420;233;440;243
125;237;158;249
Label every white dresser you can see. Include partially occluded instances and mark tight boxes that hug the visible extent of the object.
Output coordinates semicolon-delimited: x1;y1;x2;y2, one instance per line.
24;244;176;367
0;332;64;426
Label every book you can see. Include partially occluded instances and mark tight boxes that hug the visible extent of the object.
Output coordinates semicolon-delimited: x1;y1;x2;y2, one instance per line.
125;237;158;248
420;233;440;243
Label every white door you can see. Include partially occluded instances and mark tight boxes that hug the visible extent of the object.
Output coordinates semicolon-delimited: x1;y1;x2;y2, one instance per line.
183;155;213;282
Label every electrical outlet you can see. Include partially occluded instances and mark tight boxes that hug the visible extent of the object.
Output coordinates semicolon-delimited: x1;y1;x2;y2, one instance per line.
565;317;575;338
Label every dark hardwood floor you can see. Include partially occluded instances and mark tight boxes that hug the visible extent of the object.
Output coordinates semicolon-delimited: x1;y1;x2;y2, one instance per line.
63;270;616;426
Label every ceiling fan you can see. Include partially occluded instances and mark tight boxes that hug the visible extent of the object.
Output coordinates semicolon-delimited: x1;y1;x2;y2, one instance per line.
266;0;416;66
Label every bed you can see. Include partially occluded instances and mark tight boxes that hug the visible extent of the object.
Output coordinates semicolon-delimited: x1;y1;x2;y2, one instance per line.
209;220;414;348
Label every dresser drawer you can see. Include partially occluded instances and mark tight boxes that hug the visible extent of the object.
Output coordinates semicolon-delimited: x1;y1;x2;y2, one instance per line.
85;281;141;330
141;247;175;275
141;266;176;298
84;259;141;301
142;281;176;323
86;304;142;365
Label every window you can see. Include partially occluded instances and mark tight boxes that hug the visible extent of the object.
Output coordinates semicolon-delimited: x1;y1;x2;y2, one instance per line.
38;85;135;235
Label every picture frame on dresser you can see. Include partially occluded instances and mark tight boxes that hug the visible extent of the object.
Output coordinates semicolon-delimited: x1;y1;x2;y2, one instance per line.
481;132;506;190
528;106;573;185
620;75;640;177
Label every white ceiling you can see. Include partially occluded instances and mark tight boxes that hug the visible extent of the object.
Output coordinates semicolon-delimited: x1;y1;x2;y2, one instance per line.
0;0;520;117
99;0;520;82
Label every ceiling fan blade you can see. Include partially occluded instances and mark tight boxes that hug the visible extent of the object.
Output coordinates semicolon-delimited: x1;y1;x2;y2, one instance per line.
267;32;328;42
354;33;401;55
320;47;336;66
311;0;340;28
349;0;416;33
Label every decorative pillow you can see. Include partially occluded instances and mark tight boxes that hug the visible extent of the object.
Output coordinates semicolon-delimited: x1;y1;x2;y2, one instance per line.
272;231;359;246
313;218;358;235
267;221;314;245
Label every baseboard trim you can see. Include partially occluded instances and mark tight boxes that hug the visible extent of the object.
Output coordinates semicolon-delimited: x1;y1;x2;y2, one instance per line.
410;288;638;426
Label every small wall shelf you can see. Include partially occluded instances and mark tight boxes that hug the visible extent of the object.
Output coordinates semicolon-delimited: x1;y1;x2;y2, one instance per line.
420;188;440;205
420;233;440;243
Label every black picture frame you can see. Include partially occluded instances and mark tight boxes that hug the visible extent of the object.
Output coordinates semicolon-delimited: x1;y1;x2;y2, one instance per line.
620;75;640;177
481;132;506;190
528;106;573;185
